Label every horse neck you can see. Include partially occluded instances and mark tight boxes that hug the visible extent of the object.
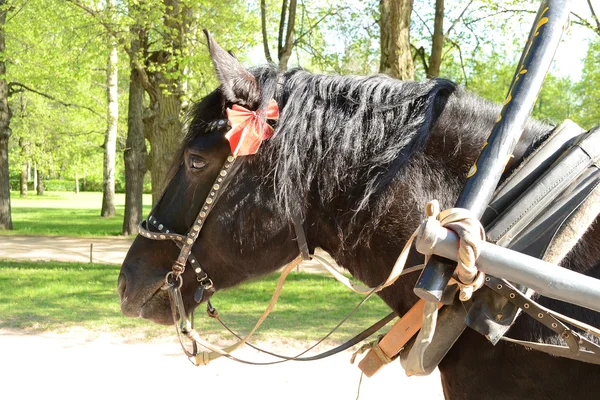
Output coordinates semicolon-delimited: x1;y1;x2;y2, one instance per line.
306;92;551;314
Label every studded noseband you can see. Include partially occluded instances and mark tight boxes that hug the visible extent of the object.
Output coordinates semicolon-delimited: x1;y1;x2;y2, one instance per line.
138;117;310;305
138;119;246;301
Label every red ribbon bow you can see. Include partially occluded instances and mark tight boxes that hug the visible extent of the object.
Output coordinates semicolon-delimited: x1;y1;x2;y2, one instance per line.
225;99;280;156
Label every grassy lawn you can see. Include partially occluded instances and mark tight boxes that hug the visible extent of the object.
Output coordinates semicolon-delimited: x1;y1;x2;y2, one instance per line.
0;260;393;343
2;191;152;237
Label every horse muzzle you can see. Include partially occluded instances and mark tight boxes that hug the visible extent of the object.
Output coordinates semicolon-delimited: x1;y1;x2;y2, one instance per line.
117;271;174;325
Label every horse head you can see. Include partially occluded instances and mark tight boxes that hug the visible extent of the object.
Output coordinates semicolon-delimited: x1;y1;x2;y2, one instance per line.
118;32;302;325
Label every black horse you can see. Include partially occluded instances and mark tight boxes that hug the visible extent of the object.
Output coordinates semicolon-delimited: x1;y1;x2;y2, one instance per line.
118;34;600;399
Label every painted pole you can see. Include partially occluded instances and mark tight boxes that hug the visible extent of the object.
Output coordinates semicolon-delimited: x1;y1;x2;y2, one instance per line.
414;0;572;303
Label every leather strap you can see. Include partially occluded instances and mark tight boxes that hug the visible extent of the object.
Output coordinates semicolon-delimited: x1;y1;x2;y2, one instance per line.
501;337;600;365
486;276;600;364
291;211;311;261
357;299;442;377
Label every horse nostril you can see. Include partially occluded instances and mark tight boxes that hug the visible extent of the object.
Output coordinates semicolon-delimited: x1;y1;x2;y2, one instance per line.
117;273;127;299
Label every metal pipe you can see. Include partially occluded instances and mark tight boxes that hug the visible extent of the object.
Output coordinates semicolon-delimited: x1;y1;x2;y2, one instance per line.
415;225;600;313
414;0;572;302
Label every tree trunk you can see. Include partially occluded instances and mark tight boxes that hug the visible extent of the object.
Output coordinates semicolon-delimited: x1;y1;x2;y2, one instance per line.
261;0;273;63
101;0;118;218
20;163;27;197
134;0;188;205
389;0;414;80
0;1;12;230
33;162;37;191
36;170;44;196
147;77;183;204
75;171;79;194
277;0;297;72
123;54;148;235
379;0;392;74
427;0;444;78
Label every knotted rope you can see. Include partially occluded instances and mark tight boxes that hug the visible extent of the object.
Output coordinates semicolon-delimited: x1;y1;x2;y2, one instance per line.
417;200;486;301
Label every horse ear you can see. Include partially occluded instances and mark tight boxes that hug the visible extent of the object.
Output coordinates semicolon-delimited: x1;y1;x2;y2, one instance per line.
203;29;260;107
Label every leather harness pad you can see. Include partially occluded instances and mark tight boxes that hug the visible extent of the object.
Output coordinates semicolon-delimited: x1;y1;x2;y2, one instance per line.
467;122;600;343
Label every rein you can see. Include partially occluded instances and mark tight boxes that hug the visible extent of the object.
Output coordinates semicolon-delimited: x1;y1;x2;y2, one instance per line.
137;115;423;366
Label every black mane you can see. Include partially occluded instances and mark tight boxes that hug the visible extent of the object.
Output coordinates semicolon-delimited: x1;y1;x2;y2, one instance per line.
185;67;551;247
262;70;457;219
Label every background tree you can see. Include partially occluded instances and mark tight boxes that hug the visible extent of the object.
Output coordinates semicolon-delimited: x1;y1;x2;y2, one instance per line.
380;0;414;79
101;0;118;217
577;40;600;129
0;0;12;230
260;0;298;71
122;24;148;235
70;0;260;205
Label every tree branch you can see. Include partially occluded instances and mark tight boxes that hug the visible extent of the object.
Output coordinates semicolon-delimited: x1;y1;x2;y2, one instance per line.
411;44;429;72
587;0;600;33
6;0;29;24
278;0;289;56
447;38;468;86
65;0;154;93
413;8;433;38
260;0;273;63
570;11;600;38
464;8;535;27
293;7;338;46
445;0;474;37
8;82;102;118
283;0;297;53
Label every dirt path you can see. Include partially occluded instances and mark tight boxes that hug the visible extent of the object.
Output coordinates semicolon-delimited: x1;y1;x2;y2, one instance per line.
0;234;337;273
0;328;443;399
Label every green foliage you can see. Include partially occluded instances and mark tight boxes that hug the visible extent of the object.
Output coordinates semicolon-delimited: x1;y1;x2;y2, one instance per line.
577;40;600;130
0;259;390;342
6;0;107;188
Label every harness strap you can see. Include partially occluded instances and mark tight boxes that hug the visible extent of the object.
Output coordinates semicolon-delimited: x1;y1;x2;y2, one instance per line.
184;257;302;365
500;338;600;365
291;211;311;261
486;276;600;365
357;299;442;377
214;303;397;363
309;229;421;296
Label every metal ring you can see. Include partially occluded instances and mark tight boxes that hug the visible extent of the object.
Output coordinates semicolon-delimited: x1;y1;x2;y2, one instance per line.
165;271;183;289
199;278;214;291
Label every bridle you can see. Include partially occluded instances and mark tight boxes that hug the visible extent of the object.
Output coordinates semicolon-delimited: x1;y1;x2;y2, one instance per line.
138;117;244;302
136;116;332;363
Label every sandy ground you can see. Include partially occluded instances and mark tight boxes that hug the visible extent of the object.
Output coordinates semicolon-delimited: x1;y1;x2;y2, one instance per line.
0;236;444;399
0;328;443;400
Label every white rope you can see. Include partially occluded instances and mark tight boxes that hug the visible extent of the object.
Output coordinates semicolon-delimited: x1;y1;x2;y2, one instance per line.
418;200;486;301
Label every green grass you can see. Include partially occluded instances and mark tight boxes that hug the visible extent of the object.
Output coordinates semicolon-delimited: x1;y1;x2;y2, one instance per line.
2;191;152;237
0;260;392;343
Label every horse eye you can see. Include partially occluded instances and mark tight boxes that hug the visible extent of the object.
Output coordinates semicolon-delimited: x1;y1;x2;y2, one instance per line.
189;156;207;170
